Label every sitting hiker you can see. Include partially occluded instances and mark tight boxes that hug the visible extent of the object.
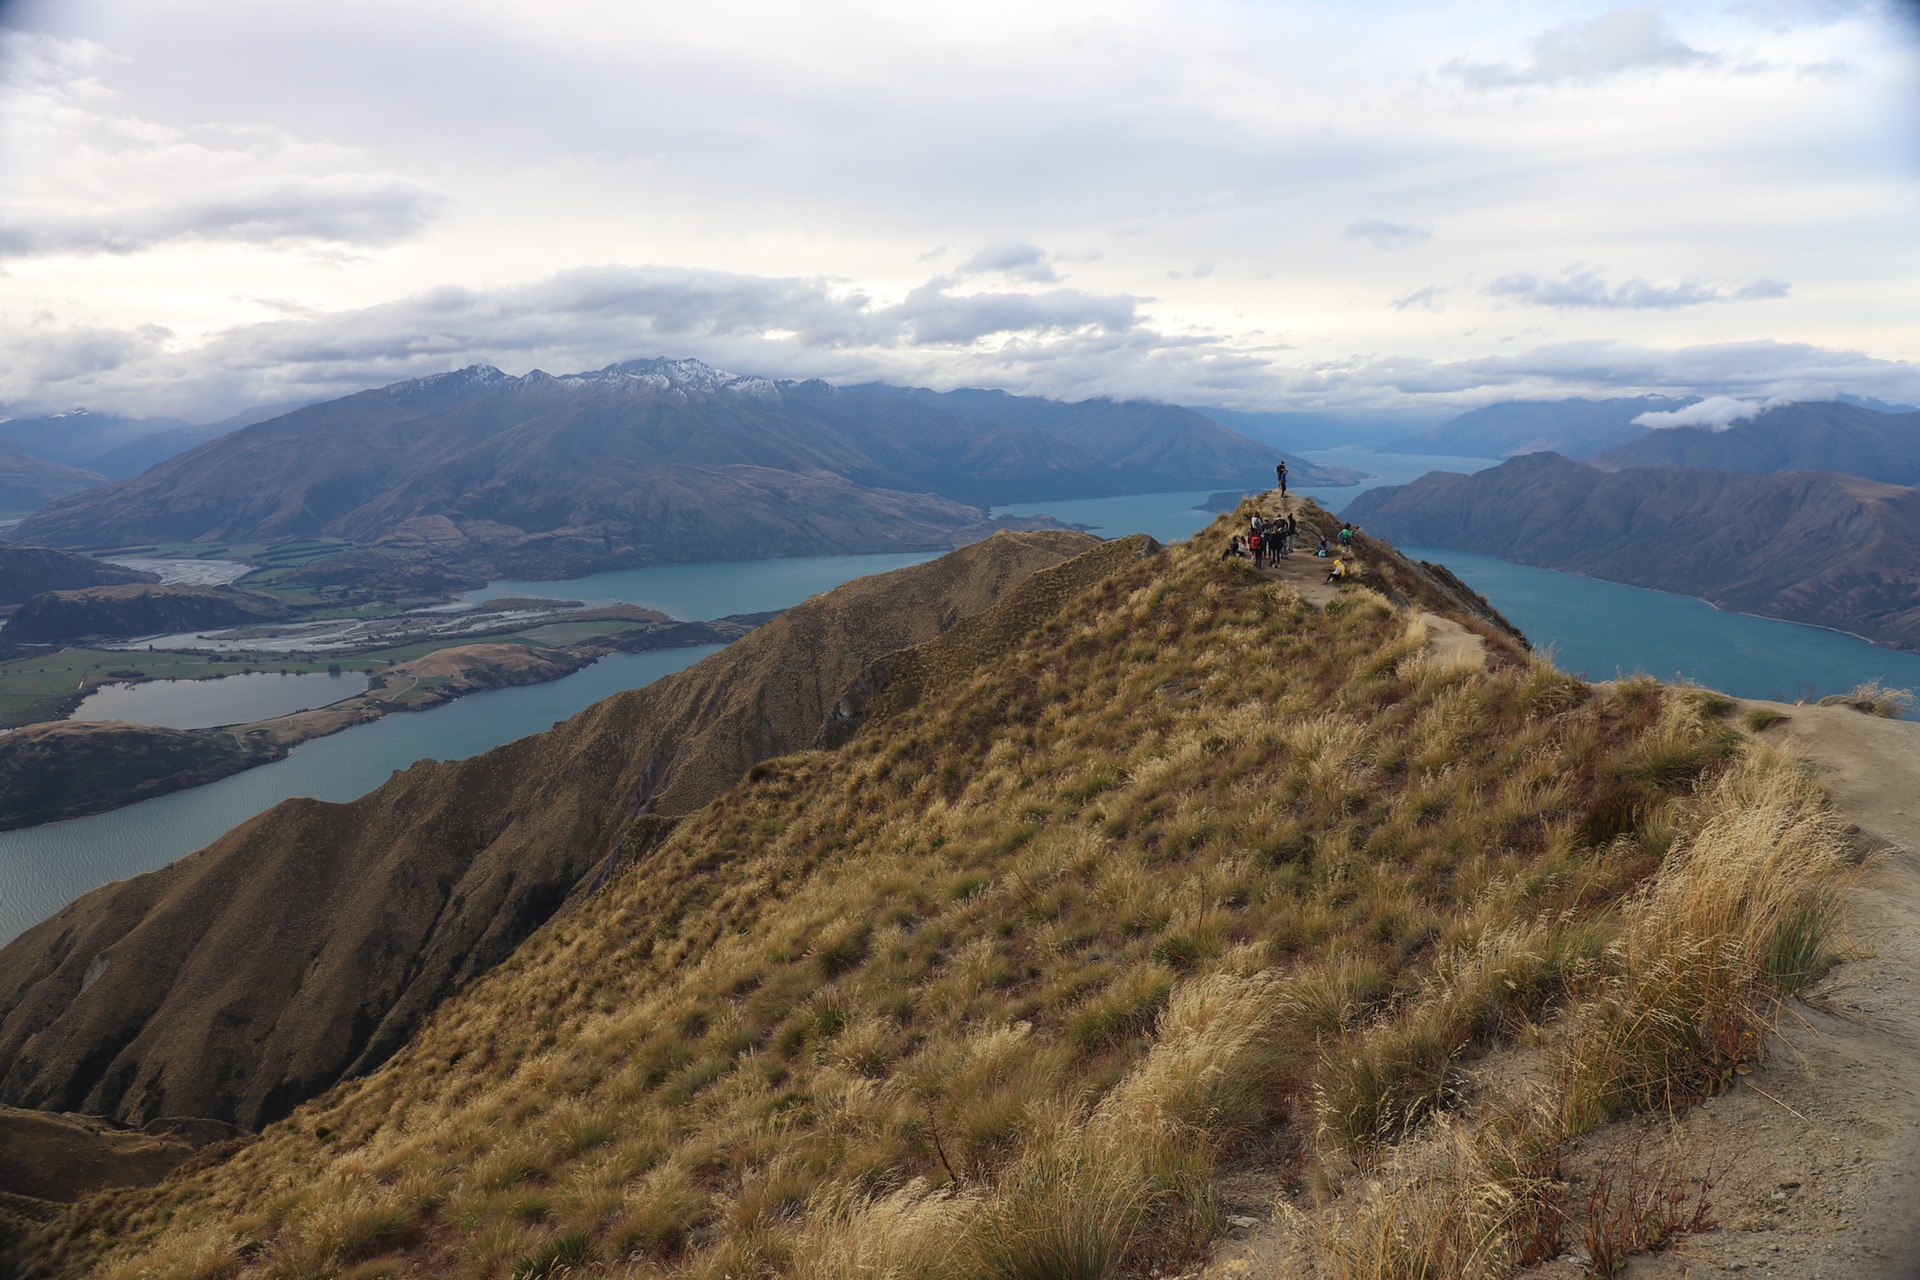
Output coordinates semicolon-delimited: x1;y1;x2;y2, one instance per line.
1221;534;1248;560
1325;558;1350;584
1316;536;1332;557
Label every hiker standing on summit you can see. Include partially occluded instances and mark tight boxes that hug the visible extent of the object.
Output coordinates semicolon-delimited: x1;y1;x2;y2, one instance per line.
1276;460;1289;500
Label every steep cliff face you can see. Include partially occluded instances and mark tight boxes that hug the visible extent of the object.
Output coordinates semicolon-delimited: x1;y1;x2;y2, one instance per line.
0;531;1104;1130
1343;452;1920;652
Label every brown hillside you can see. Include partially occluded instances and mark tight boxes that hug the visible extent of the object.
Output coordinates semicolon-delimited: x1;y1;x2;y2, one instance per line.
0;721;275;831
1344;452;1920;652
0;530;1099;1131
19;500;1837;1280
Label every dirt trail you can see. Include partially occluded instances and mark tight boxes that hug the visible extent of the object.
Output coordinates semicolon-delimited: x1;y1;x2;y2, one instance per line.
1254;548;1488;669
1195;700;1920;1279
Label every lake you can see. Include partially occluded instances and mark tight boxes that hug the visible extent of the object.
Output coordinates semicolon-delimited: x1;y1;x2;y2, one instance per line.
6;460;1917;943
0;647;721;944
2;545;995;945
1402;546;1920;709
70;669;371;729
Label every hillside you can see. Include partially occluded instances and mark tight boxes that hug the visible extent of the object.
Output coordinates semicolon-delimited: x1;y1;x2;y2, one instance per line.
0;441;104;512
0;721;275;830
1383;395;1692;459
1594;398;1920;485
0;530;1105;1131
9;495;1861;1280
1343;452;1920;652
0;584;285;645
0;546;152;608
14;361;1297;577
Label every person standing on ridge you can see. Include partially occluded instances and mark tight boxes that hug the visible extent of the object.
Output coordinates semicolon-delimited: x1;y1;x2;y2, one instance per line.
1276;460;1289;502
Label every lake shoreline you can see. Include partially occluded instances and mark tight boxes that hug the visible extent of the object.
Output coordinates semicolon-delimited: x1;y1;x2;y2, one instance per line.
0;622;760;833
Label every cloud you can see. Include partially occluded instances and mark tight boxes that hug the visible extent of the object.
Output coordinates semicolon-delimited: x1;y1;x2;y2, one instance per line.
7;260;1916;425
955;239;1059;283
0;30;446;260
0;175;446;258
1345;219;1432;250
1447;4;1715;88
1486;268;1791;309
0;263;1156;417
1631;395;1787;429
1390;284;1450;312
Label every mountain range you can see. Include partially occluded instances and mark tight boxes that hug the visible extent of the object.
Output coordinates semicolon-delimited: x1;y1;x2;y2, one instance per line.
0;404;305;482
12;360;1349;577
1591;399;1920;485
1343;451;1920;652
1383;395;1696;459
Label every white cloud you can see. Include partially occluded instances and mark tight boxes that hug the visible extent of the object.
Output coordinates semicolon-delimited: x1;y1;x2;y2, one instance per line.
1390;284;1450;312
1631;394;1788;428
4;264;1915;423
1487;268;1792;309
0;1;1912;423
955;239;1059;283
1344;219;1432;250
0;28;446;261
1446;4;1716;88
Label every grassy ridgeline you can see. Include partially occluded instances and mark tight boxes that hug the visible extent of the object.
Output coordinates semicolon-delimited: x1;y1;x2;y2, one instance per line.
30;502;1841;1280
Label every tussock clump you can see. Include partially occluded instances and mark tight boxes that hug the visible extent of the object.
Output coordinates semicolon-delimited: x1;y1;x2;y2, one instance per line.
1818;678;1918;718
1557;747;1849;1131
32;502;1765;1280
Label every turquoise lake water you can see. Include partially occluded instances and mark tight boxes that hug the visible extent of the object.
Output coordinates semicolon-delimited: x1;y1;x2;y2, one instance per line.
1402;546;1920;708
4;455;1915;943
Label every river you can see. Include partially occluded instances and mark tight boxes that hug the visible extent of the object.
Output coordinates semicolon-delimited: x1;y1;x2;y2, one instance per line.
3;460;1917;943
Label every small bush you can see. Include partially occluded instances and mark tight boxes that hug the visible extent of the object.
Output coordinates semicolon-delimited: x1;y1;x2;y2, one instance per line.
1741;706;1789;732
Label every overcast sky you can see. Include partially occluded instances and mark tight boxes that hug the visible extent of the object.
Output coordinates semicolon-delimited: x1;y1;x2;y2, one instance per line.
2;0;1917;421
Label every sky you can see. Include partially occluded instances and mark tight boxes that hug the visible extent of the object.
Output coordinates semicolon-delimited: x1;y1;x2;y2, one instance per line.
1;0;1918;423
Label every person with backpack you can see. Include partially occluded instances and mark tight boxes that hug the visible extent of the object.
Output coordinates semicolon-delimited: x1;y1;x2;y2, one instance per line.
1276;460;1289;499
1337;522;1357;552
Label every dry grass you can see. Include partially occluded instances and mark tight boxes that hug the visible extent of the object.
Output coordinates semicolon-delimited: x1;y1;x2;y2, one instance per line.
31;501;1785;1280
1818;678;1918;718
1556;747;1849;1132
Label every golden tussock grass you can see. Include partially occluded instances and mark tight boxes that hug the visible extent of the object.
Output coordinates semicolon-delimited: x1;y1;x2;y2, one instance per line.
30;501;1843;1280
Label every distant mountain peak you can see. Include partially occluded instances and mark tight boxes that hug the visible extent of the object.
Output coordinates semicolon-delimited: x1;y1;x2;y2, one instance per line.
586;357;781;399
382;365;514;401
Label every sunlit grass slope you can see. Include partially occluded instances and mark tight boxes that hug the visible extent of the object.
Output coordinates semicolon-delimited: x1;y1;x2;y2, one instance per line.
34;503;1811;1280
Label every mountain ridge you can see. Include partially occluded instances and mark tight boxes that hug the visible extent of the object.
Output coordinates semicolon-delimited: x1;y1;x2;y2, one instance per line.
1343;451;1920;652
1593;399;1920;485
12;360;1312;578
0;530;1110;1130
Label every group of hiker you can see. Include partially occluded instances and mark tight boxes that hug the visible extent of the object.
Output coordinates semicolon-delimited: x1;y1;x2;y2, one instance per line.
1221;463;1363;586
1223;510;1300;566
